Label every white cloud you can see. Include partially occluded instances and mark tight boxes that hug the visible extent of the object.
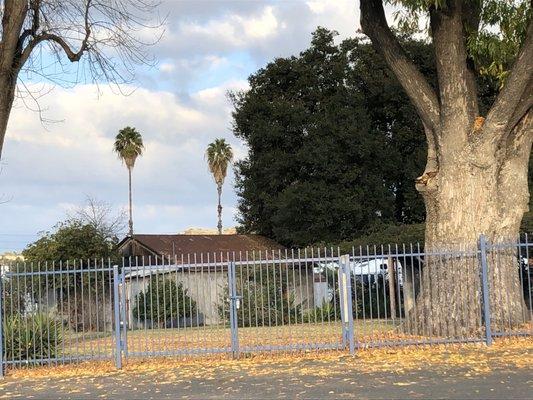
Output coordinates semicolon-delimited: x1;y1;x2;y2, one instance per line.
239;6;280;39
144;1;360;92
159;62;175;73
0;0;386;252
0;81;246;250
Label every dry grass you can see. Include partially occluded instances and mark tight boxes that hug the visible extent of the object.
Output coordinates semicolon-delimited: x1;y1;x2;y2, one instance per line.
58;320;397;356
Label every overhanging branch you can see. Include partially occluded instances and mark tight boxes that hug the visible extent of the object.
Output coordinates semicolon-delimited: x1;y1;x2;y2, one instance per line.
360;0;441;133
19;0;92;67
484;21;533;142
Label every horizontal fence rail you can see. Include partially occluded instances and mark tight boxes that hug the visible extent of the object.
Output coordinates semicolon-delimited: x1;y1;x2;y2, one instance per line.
1;235;532;375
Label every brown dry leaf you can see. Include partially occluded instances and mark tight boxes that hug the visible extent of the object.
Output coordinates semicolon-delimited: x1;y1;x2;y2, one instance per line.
3;337;532;383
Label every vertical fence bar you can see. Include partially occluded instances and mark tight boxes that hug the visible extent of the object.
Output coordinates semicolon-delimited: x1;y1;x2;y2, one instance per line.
0;270;4;378
337;265;347;348
340;255;355;355
479;235;492;346
113;265;122;369
120;265;128;359
228;261;240;359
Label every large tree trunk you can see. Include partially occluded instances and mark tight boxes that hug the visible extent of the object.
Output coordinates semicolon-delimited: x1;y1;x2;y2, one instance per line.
360;0;533;338
414;116;532;337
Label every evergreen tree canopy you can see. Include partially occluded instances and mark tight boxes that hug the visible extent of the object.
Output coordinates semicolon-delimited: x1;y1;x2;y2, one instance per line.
232;28;501;247
233;29;438;246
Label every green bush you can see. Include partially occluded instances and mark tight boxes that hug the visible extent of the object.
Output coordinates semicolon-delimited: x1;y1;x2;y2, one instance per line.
218;266;301;327
333;223;426;253
3;313;63;362
302;302;341;323
132;276;197;326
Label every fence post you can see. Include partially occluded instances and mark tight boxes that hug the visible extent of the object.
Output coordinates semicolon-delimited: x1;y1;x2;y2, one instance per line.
0;269;4;379
120;265;128;358
113;265;122;368
228;261;240;359
479;235;493;346
337;266;347;348
387;256;397;322
340;255;355;355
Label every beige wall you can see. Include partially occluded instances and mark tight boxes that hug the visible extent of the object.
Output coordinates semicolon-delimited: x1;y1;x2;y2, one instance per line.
124;267;317;327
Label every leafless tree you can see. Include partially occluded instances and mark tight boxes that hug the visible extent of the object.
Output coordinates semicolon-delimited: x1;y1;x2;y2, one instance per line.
0;0;163;158
68;195;127;239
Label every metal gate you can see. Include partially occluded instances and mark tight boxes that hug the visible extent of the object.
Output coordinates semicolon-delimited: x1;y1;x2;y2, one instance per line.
119;257;234;361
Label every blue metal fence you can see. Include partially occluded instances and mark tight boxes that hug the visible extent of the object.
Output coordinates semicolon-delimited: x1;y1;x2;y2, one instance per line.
1;235;532;376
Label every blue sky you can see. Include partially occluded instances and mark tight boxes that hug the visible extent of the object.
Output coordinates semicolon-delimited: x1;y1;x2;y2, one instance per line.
0;0;362;252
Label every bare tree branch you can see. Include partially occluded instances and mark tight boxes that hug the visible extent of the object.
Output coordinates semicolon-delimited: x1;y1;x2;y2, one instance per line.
68;195;127;240
0;0;164;159
360;0;441;133
21;30;90;65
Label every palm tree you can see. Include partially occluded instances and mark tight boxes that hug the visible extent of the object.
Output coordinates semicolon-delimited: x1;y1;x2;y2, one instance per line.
206;138;233;234
114;126;144;237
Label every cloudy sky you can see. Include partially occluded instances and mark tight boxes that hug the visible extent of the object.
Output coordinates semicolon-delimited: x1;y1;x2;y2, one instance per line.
0;0;363;252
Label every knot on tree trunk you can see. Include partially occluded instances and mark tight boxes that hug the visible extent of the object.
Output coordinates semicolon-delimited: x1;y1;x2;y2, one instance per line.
471;116;485;134
415;170;438;193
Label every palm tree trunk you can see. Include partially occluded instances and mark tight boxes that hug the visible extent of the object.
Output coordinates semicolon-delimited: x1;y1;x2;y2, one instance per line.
128;166;134;237
217;184;223;235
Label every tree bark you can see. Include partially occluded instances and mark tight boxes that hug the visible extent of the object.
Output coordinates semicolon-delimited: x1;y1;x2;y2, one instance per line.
411;114;532;337
128;166;134;237
217;184;223;235
0;80;17;157
360;0;533;337
0;1;29;157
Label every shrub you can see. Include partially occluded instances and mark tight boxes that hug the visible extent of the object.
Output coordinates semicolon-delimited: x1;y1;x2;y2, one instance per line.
332;223;426;253
302;302;341;323
132;275;197;327
3;313;63;362
218;266;301;327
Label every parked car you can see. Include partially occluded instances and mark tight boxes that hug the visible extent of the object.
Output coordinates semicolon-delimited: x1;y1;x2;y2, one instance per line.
314;258;404;285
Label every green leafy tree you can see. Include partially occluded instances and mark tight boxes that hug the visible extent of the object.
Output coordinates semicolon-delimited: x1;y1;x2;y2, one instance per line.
206;139;234;234
20;219;120;331
114;126;144;237
232;29;396;247
233;29;498;247
132;276;197;327
23;220;119;263
360;0;532;334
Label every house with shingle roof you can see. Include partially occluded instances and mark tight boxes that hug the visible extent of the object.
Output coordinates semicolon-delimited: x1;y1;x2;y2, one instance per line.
117;234;317;328
117;233;282;262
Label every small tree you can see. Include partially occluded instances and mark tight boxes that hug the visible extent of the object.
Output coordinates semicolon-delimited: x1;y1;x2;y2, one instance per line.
20;218;120;331
132;275;198;328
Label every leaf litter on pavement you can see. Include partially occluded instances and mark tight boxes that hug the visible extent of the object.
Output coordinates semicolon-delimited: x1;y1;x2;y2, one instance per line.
0;338;531;400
